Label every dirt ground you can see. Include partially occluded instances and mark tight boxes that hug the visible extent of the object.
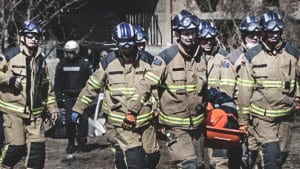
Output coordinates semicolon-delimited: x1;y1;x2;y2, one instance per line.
13;114;300;169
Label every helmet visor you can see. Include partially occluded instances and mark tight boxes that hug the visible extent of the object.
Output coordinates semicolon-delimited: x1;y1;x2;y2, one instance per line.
180;15;200;29
199;27;218;38
118;41;135;49
246;22;261;32
265;20;284;31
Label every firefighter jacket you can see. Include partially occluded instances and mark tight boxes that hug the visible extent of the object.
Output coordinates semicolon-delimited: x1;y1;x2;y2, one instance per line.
128;42;208;129
0;45;58;118
72;50;155;127
204;46;236;98
54;56;93;107
237;41;300;124
227;43;258;121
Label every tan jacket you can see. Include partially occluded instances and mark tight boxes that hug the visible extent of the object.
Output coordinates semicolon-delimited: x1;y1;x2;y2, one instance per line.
128;42;207;129
237;41;300;123
0;45;57;118
72;50;155;127
204;47;236;97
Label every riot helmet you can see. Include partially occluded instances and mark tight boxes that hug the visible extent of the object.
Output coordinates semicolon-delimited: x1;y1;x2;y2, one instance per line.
260;11;285;31
172;10;200;32
63;40;80;59
198;20;218;39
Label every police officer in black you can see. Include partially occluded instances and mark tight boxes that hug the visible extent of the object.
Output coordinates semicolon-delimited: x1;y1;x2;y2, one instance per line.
54;40;93;158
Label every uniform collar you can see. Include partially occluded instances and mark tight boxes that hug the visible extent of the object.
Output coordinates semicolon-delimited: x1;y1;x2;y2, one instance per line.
20;44;42;59
261;40;284;56
176;41;201;59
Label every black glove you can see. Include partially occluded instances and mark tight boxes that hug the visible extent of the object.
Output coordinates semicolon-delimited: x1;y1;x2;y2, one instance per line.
9;76;23;91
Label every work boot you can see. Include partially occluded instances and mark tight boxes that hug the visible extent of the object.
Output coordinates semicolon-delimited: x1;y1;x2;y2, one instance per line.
66;141;77;159
78;144;88;152
66;144;77;154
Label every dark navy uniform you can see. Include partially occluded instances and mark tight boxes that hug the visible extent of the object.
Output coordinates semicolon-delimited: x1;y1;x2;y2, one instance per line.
54;56;93;152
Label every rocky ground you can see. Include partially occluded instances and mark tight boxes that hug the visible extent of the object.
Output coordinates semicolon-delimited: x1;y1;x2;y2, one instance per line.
14;114;300;169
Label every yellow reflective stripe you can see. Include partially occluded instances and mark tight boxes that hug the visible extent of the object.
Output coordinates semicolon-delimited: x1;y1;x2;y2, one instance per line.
108;111;153;124
0;100;24;113
240;107;250;114
108;87;136;95
237;78;255;87
256;80;295;88
220;79;236;86
42;77;50;84
102;101;108;110
47;96;56;104
250;104;293;117
159;111;204;125
80;96;93;105
136;111;153;124
87;77;102;89
32;107;43;117
161;84;197;92
21;79;26;85
208;78;218;86
145;72;160;84
0;144;9;164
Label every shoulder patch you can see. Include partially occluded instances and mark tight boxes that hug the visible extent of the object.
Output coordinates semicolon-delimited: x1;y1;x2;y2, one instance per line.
244;44;262;63
84;58;89;62
100;51;117;70
158;45;178;65
3;47;20;62
227;47;243;65
139;51;154;64
218;48;229;57
152;58;162;66
285;43;300;59
222;61;230;68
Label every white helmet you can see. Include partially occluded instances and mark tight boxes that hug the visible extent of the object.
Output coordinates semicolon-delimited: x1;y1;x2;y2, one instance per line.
63;40;79;54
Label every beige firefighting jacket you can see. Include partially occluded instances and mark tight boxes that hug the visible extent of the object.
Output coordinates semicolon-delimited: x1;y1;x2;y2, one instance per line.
227;43;257;123
128;42;207;129
0;45;57;118
204;46;235;97
72;50;155;127
237;41;300;124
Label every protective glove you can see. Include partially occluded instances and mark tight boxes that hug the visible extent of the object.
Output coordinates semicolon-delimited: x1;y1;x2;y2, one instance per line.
122;113;137;130
9;76;22;91
71;111;80;124
295;97;300;110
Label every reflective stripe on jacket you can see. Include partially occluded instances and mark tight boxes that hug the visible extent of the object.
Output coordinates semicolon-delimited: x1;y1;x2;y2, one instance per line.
73;50;155;127
129;42;208;129
0;45;57;118
237;42;300;120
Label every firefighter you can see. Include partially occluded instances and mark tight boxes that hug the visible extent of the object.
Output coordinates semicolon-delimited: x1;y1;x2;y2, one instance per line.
54;40;93;158
134;25;149;51
128;10;207;168
0;21;58;168
72;22;160;169
237;10;300;169
198;20;241;169
227;15;262;169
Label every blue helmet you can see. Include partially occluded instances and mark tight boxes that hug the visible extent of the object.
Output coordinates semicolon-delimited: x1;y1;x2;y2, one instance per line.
239;15;261;32
260;11;285;31
172;10;200;31
19;21;42;35
135;25;148;43
112;22;136;49
198;20;218;39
